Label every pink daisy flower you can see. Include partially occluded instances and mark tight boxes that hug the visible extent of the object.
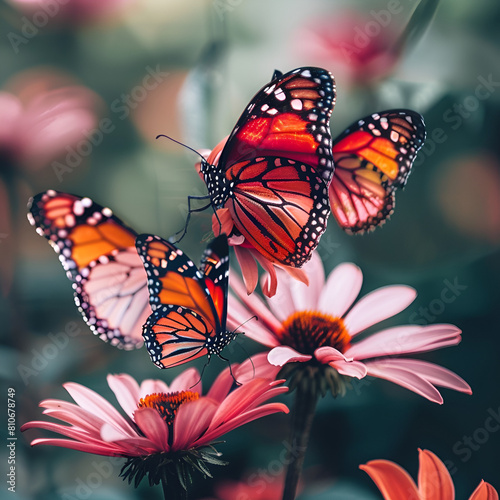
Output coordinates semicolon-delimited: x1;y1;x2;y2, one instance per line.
361;448;498;500
195;138;309;298
228;252;472;403
21;355;288;496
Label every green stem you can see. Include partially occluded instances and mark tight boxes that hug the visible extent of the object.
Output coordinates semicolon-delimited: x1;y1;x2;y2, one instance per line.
281;377;319;500
161;469;188;500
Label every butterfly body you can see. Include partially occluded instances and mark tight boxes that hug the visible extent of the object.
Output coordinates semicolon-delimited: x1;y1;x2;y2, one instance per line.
136;234;234;368
200;67;336;268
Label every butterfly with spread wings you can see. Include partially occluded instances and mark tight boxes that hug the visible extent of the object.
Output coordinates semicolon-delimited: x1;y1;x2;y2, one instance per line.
196;67;336;268
330;109;426;234
136;233;235;369
27;190;150;349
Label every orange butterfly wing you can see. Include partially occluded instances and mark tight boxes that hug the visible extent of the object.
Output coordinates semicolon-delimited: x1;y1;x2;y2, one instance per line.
28;190;149;349
330;110;426;233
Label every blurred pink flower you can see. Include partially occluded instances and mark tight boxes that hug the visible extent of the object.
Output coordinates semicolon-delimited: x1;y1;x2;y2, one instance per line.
0;69;99;294
195;138;309;298
361;448;498;500
8;0;135;25
228;252;472;404
21;354;287;457
296;10;401;86
201;474;289;500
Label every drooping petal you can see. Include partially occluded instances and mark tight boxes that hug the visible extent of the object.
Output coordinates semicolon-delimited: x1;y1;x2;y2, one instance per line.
330;360;368;379
364;362;444;404
107;374;140;420
172;398;218;451
255;251;279;298
469;481;499;500
366;359;471;394
318;263;363;317
360;459;420;500
418;448;454;500
268;346;312;366
234;245;259;294
345;324;462;359
344;285;417;336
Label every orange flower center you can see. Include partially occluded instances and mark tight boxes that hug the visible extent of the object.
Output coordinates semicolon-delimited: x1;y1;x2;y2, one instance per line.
277;311;351;355
138;391;199;425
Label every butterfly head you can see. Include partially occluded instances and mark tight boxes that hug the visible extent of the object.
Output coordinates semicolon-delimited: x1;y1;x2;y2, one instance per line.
200;160;233;209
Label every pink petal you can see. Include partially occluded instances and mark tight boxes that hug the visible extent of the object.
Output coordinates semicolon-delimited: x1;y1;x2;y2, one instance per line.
418;449;454;500
360;459;420;500
227;294;280;347
41;409;102;437
198;403;289;446
345;324;462;359
234;352;282;383
0;92;21;145
107;374;140;420
364;362;444;404
315;346;349;363
229;272;283;334
469;481;499;500
266;273;300;322
169;367;202;395
133;407;169;451
172;398;218;451
207;365;235;402
268;346;312;366
285;251;325;312
318;263;363;317
138;379;170;399
367;359;471;394
234;245;259;295
345;286;417;336
29;438;125;457
64;382;136;435
254;252;279;298
39;399;106;431
330;360;368;379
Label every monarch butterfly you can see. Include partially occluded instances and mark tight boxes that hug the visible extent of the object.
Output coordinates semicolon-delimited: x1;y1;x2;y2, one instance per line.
196;67;336;268
136;233;235;369
330;109;426;233
27;190;149;349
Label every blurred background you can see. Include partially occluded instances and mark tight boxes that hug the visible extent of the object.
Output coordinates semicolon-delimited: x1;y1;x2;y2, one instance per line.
1;0;499;498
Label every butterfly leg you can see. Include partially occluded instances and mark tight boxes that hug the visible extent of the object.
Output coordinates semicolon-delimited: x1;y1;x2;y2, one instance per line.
218;354;242;386
171;195;212;243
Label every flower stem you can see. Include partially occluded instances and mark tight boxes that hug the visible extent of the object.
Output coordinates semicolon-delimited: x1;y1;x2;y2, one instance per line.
161;469;188;500
281;376;319;500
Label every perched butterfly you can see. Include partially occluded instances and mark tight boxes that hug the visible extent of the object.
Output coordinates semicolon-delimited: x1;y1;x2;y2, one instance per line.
136;233;235;369
196;67;336;268
330;109;426;233
27;190;150;349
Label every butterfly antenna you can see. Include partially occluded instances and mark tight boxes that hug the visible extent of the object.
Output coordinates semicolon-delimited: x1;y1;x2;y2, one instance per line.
235;340;256;379
234;315;258;334
156;134;208;163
